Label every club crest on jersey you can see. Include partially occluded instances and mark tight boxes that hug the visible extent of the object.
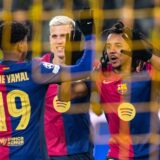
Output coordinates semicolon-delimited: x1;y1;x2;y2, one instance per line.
117;83;127;95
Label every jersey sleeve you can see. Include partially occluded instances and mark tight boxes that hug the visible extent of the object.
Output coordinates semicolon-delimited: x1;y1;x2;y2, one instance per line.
32;35;95;84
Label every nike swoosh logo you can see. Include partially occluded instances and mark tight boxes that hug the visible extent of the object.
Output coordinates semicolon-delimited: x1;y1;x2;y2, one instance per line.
102;80;114;84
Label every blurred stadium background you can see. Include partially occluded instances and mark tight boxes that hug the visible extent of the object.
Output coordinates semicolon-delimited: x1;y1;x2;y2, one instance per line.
0;0;160;159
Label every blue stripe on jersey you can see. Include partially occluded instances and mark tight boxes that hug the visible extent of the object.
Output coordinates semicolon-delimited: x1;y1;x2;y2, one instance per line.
129;71;160;159
62;82;93;155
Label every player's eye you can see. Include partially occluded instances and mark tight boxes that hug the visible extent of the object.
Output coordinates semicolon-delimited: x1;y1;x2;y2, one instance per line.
115;43;123;48
60;34;67;38
106;44;110;50
51;34;57;38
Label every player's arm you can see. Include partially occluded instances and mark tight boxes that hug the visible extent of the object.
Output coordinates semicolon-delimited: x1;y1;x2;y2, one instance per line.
132;37;160;71
57;74;103;116
58;80;88;101
57;64;103;115
32;9;95;84
59;72;103;115
90;81;103;116
71;81;88;99
120;24;160;70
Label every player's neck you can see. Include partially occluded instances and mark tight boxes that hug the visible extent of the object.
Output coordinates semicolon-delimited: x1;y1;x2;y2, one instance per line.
2;51;24;61
113;63;132;78
52;56;65;65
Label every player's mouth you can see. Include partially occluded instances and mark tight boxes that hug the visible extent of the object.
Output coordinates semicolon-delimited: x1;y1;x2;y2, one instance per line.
56;46;64;52
58;55;65;60
109;55;118;64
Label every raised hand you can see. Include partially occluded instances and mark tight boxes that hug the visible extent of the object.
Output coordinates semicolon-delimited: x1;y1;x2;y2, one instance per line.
65;29;83;65
122;26;153;62
76;8;95;36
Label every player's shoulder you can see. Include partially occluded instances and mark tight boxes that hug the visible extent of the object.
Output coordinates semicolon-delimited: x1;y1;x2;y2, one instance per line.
11;61;32;69
40;52;53;63
32;59;61;75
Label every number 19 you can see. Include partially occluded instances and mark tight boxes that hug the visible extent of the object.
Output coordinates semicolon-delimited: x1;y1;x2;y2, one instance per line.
0;90;31;131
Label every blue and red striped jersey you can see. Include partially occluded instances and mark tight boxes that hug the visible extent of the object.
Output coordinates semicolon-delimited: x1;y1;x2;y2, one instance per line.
42;53;93;156
96;64;160;160
0;60;53;160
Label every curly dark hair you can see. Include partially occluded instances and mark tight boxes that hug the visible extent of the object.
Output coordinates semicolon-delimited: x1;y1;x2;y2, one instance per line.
100;21;145;72
0;21;29;49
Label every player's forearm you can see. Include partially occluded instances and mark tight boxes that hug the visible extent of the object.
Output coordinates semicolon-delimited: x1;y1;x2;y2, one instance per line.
70;35;95;73
58;82;72;101
60;35;95;81
58;80;88;101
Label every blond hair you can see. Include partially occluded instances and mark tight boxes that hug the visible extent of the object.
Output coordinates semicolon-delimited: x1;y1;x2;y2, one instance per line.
49;16;75;29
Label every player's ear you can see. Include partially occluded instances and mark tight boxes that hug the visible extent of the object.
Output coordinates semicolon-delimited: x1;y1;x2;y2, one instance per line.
17;41;24;53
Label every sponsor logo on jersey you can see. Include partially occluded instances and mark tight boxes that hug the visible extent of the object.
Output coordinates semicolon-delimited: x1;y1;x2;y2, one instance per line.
0;136;24;146
118;103;136;121
53;96;70;113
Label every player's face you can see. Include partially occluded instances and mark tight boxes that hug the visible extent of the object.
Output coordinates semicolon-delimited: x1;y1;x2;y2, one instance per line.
49;24;72;64
105;33;131;69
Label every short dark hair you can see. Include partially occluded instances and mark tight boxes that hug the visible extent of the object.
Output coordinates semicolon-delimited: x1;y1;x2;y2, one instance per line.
0;21;29;48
